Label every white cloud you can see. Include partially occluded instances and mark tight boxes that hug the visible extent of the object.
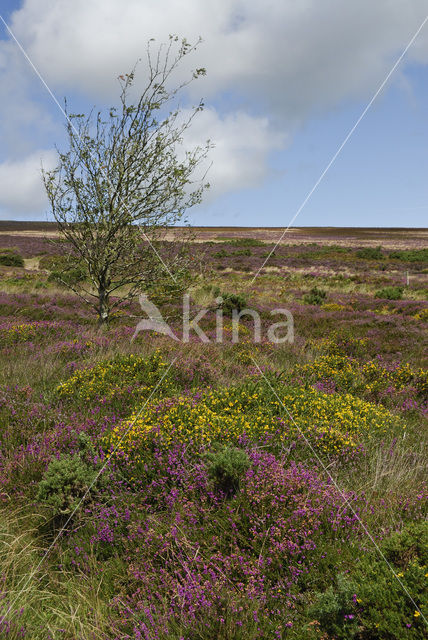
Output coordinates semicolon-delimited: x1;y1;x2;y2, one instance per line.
0;38;60;157
6;0;428;115
0;150;56;218
1;1;428;217
181;108;286;198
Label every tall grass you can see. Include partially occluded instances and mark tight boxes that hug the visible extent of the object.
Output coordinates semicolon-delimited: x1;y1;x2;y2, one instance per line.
0;507;112;639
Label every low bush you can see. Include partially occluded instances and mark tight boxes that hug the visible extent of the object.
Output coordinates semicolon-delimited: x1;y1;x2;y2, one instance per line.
356;246;384;260
213;248;229;258
37;453;98;519
223;237;265;247
40;254;86;286
304;287;327;305
375;286;404;300
36;431;105;526
389;248;428;262
107;381;401;462
205;444;250;496
0;250;24;267
57;350;175;405
308;522;428;639
218;292;247;316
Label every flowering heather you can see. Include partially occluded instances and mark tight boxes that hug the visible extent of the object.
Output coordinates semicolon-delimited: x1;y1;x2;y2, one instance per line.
70;444;425;640
0;230;427;639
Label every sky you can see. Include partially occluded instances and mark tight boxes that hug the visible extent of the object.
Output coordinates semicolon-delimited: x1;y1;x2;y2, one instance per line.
1;1;428;227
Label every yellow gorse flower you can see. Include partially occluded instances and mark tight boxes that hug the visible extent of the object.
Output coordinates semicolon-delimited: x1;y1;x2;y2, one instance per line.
105;383;400;460
57;349;170;402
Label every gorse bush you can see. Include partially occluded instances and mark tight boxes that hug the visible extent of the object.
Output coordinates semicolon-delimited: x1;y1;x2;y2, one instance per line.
213;248;229;258
0;320;61;345
41;254;86;286
218;292;247;316
309;522;428;639
205;444;251;496
304;287;327;305
356;246;384;260
307;333;369;358
36;431;105;525
375;286;404;300
0;250;24;267
36;453;98;518
389;248;428;262
56;350;174;404
224;237;265;247
293;354;428;402
106;381;401;465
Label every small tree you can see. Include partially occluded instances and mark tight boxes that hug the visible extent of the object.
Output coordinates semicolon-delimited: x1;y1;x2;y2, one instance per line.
43;36;210;324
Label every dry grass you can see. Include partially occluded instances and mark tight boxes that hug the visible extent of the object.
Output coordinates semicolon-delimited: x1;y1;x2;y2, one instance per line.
0;507;112;640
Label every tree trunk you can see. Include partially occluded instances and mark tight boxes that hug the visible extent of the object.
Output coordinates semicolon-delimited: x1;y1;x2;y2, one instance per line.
98;287;109;326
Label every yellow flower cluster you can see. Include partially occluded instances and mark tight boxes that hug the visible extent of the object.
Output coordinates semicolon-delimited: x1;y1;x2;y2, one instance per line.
57;350;170;402
361;360;427;396
306;335;367;357
320;302;349;312
413;308;428;322
105;384;400;459
295;355;427;397
0;322;38;344
297;355;355;381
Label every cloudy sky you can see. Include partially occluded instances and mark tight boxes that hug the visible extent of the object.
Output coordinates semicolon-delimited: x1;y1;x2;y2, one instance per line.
1;1;428;227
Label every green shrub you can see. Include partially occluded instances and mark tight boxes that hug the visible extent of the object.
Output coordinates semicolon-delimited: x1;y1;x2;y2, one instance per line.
205;445;250;496
389;248;428;263
304;287;327;305
48;266;86;286
309;522;428;640
38;254;62;270
197;283;221;298
41;254;86;286
36;431;104;523
218;292;247;316
308;574;359;639
309;245;348;257
223;237;265;247
57;350;175;405
375;286;404;300
0;250;24;267
213;249;229;258
146;270;192;307
36;453;98;517
356;246;384;260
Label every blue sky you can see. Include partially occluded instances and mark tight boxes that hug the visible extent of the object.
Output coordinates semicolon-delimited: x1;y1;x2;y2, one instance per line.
1;1;428;227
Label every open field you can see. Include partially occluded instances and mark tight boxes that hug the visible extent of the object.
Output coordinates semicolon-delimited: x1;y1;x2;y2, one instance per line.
1;221;428;249
0;226;427;639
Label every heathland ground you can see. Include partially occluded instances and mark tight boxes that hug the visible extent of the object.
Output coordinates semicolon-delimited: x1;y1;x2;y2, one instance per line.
0;224;426;639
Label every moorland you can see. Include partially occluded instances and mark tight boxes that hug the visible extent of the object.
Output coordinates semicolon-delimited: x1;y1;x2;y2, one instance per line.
0;224;426;639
